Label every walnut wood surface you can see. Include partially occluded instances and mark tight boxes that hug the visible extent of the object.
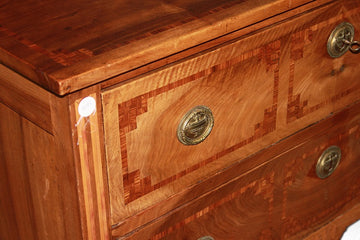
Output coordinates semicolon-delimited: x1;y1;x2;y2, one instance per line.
113;100;360;240
0;0;327;95
103;0;360;226
0;79;110;239
0;103;36;240
303;203;360;240
0;64;52;133
69;86;111;240
1;0;360;239
0;99;83;240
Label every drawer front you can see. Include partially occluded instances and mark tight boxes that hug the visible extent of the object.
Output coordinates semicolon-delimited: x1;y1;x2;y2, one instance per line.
117;102;360;240
102;1;360;224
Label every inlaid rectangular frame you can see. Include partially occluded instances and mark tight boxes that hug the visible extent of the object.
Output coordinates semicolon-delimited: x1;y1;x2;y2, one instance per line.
101;2;360;226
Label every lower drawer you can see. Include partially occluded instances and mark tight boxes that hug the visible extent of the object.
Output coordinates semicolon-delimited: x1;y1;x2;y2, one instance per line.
115;102;360;239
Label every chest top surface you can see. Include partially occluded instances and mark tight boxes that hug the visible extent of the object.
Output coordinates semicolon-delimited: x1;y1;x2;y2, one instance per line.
0;0;319;95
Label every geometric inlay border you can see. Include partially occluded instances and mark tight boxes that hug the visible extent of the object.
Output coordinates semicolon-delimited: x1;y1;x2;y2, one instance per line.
287;16;359;123
118;40;281;204
147;122;360;240
150;172;275;240
0;1;244;66
0;25;93;67
281;124;360;238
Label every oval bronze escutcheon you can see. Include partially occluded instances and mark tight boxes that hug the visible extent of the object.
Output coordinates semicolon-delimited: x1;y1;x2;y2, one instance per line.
177;106;214;145
327;22;355;58
316;146;341;179
197;237;215;240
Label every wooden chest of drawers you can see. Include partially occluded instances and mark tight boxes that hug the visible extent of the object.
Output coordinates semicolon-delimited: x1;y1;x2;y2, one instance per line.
1;0;360;239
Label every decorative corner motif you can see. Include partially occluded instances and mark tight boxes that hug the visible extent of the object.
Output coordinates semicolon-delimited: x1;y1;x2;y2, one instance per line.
118;41;281;204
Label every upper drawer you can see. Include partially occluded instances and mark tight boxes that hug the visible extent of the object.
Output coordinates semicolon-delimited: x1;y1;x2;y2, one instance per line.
102;0;360;226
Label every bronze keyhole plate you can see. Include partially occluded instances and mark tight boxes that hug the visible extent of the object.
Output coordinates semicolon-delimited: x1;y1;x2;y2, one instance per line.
316;145;341;179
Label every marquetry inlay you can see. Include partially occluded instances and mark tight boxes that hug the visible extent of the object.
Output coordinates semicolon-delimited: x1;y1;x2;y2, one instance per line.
287;9;360;123
117;41;280;204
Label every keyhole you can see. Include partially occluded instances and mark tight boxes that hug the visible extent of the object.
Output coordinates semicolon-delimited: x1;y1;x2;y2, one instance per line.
324;153;337;172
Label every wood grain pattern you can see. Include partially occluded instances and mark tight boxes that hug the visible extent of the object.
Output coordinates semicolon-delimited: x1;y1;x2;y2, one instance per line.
286;5;360;124
117;41;279;205
303;203;360;240
69;88;110;240
0;64;52;133
1;0;360;239
103;38;281;223
0;103;36;240
114;100;360;239
48;94;84;240
0;98;83;239
103;0;360;226
0;0;325;95
21;115;65;239
99;0;335;91
150;172;276;240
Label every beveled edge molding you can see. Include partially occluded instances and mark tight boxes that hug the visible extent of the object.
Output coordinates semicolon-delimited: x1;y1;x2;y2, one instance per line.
70;92;110;240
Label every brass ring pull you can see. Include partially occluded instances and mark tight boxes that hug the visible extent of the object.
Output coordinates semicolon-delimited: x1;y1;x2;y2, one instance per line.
177;106;214;145
316;146;341;179
343;39;360;54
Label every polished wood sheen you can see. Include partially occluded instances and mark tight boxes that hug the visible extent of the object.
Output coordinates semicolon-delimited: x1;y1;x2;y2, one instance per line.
69;87;110;240
0;64;52;133
0;100;83;240
304;203;360;240
102;0;360;225
0;0;330;95
113;101;360;239
1;0;360;239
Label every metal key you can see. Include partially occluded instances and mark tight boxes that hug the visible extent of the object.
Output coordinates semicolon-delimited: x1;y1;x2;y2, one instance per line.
343;39;360;54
